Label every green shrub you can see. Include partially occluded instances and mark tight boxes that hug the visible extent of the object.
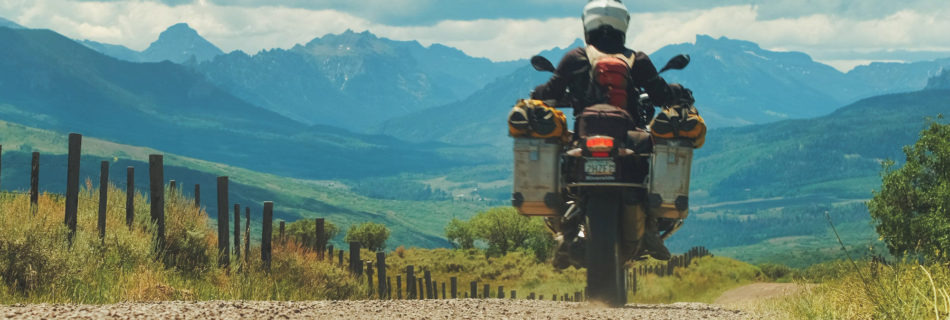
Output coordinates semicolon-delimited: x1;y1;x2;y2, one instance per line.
758;263;797;282
344;222;390;251
284;219;339;248
445;207;555;261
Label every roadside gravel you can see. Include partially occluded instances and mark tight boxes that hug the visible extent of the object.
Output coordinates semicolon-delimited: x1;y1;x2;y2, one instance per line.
0;299;753;319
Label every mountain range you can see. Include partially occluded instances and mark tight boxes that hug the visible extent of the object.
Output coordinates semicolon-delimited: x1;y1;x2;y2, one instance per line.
0;27;475;182
380;35;950;147
77;25;522;130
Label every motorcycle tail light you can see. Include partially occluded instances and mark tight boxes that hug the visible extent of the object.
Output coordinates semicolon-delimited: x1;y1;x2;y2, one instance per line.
586;136;614;153
591;152;610;157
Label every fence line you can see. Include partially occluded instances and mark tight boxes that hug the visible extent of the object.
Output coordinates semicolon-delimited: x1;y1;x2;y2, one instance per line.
0;133;715;303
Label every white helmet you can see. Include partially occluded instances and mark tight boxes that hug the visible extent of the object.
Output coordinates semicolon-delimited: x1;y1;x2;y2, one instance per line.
582;0;630;35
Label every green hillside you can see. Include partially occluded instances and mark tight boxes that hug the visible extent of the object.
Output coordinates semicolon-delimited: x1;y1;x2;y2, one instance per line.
668;89;950;264
693;89;950;204
0;120;492;248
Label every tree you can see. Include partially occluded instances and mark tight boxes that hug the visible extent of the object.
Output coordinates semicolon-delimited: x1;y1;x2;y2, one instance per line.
445;218;475;249
445;207;555;261
284;219;339;248
344;222;391;251
869;119;950;263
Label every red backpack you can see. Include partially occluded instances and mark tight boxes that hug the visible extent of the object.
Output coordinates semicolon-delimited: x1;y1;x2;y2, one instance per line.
574;46;637;140
585;46;634;108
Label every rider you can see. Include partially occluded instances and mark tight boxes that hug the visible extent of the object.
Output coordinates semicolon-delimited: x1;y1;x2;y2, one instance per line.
531;0;689;263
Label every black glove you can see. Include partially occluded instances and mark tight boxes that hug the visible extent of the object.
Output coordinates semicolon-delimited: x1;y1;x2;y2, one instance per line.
668;83;695;106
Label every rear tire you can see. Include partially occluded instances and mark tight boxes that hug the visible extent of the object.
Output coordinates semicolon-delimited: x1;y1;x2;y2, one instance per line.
584;189;627;307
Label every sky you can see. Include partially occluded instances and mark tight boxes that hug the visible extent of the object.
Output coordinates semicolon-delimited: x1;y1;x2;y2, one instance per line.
2;0;950;71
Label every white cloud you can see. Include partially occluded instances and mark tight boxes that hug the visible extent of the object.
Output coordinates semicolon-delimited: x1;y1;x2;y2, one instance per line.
1;1;949;66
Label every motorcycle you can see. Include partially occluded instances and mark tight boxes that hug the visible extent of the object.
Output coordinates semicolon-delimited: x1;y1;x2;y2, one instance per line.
516;53;691;307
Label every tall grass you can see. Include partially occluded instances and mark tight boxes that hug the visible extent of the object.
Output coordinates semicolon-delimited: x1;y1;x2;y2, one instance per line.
761;260;950;319
631;256;766;304
0;182;365;304
0;182;770;304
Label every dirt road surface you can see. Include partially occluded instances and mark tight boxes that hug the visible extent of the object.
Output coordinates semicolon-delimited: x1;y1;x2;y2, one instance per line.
0;299;755;319
714;283;809;306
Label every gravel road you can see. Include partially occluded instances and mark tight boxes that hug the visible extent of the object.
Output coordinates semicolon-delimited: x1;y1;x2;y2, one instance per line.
0;299;753;319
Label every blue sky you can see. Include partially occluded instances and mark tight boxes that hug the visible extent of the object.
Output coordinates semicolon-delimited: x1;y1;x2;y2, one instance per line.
2;0;949;71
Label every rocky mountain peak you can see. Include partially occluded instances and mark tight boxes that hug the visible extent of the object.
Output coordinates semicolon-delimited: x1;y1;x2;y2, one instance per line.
142;23;223;63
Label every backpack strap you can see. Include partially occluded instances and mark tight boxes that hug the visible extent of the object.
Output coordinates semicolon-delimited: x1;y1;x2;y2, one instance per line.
585;45;635;69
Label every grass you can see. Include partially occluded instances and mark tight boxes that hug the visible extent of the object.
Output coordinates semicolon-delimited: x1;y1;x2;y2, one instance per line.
630;256;766;304
0;185;366;304
749;260;950;319
0;119;492;248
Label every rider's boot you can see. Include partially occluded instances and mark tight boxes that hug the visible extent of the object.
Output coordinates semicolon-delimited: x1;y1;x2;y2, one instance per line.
552;232;571;269
642;215;671;261
621;203;647;261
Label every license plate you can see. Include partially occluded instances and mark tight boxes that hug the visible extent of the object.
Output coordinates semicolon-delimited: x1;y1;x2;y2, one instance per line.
584;158;616;176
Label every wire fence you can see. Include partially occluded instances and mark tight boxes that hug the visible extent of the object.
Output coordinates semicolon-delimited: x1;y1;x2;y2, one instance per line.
0;134;712;302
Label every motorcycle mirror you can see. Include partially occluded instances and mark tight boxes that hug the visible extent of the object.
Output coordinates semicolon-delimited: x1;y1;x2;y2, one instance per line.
659;54;690;73
531;55;556;73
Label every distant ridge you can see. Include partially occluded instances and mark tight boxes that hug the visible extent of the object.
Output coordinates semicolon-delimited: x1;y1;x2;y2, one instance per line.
925;70;950;90
81;23;223;63
0;16;23;29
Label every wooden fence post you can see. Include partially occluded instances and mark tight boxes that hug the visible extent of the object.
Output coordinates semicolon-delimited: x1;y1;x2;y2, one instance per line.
417;279;423;300
498;286;504;299
126;167;134;229
367;262;374;296
327;244;334;260
406;266;415;299
396;275;403;299
376;252;387;299
30;152;39;213
338;250;343;267
511;290;516;299
450;277;457;299
169;180;176;192
216;176;230;268
244;207;250;263
262;201;274;270
575;291;582;302
349;242;361;275
194;184;200;208
484;284;490;299
234;204;241;259
64;133;82;245
470;281;477;299
442;282;446;299
98;161;108;240
387;276;393;300
632;271;637;295
315;218;325;259
424;271;432;299
149;154;165;251
279;221;285;245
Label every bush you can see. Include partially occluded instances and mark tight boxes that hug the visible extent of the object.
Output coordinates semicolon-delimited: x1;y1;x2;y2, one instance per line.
343;222;390;251
869;119;950;263
757;263;796;282
284;219;340;248
445;207;554;261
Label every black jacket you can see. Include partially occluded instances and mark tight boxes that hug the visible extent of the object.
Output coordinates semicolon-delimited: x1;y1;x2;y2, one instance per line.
531;46;676;126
